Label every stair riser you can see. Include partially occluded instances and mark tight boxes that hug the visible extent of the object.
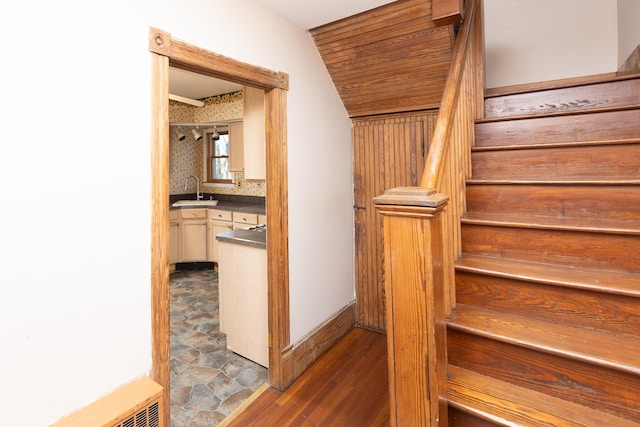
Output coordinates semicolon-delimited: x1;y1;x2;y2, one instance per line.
466;184;640;221
455;271;640;337
484;78;640;119
461;224;640;273
448;330;640;422
449;406;500;427
471;144;640;180
476;109;640;148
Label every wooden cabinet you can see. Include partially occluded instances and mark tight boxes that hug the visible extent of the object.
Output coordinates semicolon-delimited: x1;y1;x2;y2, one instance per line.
218;239;268;367
169;209;181;265
207;209;233;263
170;207;266;264
229;120;244;172
258;214;267;225
243;86;266;180
180;209;208;261
226;87;265;179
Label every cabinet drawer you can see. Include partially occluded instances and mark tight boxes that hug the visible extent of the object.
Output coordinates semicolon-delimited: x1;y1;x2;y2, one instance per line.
210;219;233;228
258;214;267;224
233;212;258;225
209;209;233;222
180;208;208;219
169;209;180;220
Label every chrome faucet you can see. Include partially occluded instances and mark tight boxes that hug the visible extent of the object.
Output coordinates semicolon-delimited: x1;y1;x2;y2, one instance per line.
184;175;203;200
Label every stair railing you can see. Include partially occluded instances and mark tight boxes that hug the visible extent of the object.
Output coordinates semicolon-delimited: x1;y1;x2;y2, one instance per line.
422;0;484;315
374;0;484;425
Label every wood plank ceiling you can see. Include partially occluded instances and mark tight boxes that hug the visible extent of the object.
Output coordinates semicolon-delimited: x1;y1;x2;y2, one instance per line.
310;0;455;118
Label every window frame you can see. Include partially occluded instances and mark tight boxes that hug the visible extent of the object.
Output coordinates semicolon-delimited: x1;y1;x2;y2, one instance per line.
204;128;232;184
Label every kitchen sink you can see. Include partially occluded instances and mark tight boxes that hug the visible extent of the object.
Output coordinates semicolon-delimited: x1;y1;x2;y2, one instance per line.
172;200;219;207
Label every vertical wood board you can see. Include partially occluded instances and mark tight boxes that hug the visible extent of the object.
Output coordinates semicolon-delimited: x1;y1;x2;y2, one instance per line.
352;111;438;331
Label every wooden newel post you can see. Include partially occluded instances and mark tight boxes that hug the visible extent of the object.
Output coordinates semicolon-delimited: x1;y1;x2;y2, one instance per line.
374;186;449;427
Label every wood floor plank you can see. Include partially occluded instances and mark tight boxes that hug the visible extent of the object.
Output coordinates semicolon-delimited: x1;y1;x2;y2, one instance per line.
225;327;389;426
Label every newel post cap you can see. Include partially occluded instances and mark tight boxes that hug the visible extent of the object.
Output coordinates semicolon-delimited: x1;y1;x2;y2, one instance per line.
373;186;449;210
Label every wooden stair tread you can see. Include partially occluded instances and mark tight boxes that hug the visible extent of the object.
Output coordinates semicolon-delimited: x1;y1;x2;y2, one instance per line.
466;177;640;185
448;304;640;376
485;71;640;98
451;73;640;424
448;365;640;427
471;137;640;152
478;104;640;123
475;109;640;149
456;254;640;298
482;74;640;120
462;212;640;235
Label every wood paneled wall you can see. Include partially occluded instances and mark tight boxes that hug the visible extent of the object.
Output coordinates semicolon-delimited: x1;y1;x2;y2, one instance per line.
353;111;438;330
310;0;454;118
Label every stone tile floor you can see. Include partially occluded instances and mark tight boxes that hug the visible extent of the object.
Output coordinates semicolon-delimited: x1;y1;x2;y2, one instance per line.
170;268;268;427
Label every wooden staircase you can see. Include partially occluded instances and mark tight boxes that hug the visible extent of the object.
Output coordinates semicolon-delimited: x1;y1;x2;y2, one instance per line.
446;73;640;426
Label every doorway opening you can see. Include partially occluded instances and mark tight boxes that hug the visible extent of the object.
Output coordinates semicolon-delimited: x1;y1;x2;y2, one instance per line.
149;27;291;425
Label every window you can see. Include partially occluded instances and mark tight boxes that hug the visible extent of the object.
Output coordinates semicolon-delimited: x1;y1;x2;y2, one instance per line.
205;129;232;183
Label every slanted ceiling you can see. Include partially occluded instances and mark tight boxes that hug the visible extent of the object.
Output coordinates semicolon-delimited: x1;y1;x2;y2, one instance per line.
310;0;455;118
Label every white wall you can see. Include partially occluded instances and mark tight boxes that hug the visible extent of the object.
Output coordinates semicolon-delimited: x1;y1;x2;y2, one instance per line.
618;0;640;67
484;0;618;88
0;1;354;426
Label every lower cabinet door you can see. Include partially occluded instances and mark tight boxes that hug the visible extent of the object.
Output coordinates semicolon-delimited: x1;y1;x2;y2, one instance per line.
208;222;233;262
219;241;268;367
181;220;208;261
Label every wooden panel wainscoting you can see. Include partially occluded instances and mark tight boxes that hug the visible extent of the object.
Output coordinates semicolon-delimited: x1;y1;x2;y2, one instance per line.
352;111;437;331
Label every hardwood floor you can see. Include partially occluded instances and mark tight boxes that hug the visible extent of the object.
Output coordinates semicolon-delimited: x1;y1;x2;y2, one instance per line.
224;327;389;426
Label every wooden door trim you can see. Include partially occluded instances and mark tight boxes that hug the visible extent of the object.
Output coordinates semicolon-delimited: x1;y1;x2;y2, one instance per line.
149;27;291;425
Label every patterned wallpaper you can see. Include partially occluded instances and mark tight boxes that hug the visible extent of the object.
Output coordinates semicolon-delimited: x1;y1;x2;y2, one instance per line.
169;90;266;197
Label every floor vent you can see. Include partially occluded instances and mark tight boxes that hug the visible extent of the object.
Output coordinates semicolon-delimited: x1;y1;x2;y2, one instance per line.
51;377;164;427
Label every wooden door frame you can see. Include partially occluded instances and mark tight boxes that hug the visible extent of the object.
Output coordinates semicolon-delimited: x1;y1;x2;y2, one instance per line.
148;28;292;425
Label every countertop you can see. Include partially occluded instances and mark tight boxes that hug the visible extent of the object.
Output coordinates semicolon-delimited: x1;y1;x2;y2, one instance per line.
170;194;266;215
216;228;266;249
